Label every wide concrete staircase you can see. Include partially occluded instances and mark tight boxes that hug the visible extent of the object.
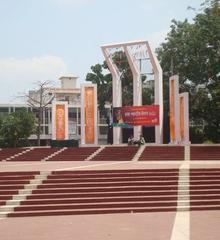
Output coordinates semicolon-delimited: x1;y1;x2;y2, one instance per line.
1;168;220;217
91;146;139;161
0;145;219;162
0;169;179;217
10;148;62;161
0;147;100;162
0;148;27;161
47;147;100;161
139;146;185;161
191;146;220;160
190;168;220;211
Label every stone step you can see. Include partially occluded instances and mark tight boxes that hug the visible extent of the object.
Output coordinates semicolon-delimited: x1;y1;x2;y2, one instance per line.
1;184;220;196
3;195;188;205
4;197;220;210
5;198;220;212
0;201;181;212
0;206;178;218
2;202;220;218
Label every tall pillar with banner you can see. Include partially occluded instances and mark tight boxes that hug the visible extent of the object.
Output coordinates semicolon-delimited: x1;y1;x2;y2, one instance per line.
52;101;69;140
81;84;98;145
179;92;190;144
169;75;181;144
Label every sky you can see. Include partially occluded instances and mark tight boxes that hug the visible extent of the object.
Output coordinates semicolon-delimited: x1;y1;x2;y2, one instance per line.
0;0;203;103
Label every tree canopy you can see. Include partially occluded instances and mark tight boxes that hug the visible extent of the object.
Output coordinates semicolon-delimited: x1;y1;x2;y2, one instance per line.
86;62;112;110
0;108;36;147
156;0;220;143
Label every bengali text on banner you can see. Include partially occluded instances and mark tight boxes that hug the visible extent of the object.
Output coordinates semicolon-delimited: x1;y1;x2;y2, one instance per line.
113;105;159;127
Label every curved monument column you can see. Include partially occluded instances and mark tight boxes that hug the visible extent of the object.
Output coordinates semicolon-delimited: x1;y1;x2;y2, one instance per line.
124;46;142;140
146;42;163;144
101;47;122;144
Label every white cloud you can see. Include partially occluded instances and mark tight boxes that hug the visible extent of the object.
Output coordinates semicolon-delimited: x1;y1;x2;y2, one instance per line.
0;55;69;103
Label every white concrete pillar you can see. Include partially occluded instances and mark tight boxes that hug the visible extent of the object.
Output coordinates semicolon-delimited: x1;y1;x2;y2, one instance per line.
112;75;122;144
147;42;163;143
124;46;142;140
101;46;122;144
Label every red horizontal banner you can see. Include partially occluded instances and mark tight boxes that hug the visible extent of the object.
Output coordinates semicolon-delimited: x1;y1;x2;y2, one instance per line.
113;105;159;126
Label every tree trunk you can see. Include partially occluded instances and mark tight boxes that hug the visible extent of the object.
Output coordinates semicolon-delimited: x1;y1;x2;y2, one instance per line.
37;108;42;146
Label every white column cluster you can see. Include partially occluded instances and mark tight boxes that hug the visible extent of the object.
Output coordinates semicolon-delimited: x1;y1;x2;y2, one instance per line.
101;40;163;144
169;75;190;144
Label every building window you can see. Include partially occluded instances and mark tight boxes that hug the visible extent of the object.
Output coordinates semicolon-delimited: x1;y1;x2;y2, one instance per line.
99;126;108;135
0;107;9;118
45;126;49;135
15;107;24;112
68;108;77;121
78;126;81;135
77;108;81;123
45;108;50;124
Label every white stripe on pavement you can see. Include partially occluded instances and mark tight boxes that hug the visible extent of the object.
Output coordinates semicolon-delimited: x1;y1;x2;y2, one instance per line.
170;162;190;240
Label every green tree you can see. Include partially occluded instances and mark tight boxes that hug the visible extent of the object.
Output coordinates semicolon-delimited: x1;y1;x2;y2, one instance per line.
0;108;36;147
86;62;112;110
156;0;220;142
0;118;2;129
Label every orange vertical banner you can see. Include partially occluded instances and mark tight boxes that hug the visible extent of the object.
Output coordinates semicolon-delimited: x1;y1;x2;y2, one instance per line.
85;87;95;144
180;96;185;141
56;104;65;140
170;80;175;142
